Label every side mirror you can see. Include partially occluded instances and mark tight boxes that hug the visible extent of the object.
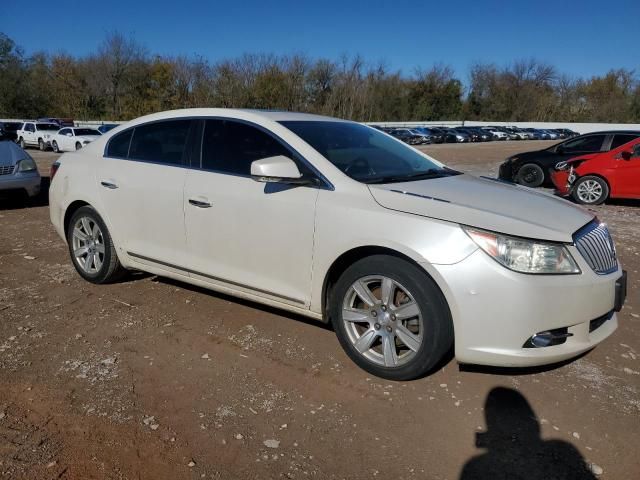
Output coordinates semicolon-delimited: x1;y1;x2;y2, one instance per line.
251;155;307;184
620;150;632;161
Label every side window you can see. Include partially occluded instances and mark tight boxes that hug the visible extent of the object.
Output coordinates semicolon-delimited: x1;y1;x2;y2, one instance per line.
610;134;639;150
26;123;35;133
106;129;133;158
59;128;70;136
561;135;606;153
632;144;640;158
201;120;292;175
128;120;191;165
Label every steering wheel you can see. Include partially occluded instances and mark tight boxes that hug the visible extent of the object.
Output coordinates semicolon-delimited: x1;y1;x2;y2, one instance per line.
344;156;375;177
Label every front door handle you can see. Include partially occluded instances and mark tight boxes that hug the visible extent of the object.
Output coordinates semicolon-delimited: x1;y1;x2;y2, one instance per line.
100;180;118;189
188;198;212;208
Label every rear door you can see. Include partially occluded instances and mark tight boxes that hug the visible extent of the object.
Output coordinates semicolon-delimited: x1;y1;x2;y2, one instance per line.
96;119;195;269
183;118;320;307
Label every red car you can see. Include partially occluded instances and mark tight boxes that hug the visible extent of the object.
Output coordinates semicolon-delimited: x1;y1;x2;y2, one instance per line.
551;137;640;205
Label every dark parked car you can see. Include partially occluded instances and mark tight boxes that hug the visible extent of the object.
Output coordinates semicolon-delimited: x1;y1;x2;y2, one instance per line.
498;130;640;187
97;123;119;134
0;121;22;142
390;128;428;145
414;127;444;144
37;117;75;127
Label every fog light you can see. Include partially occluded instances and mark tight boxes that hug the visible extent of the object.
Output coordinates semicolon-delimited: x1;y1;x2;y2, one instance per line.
524;327;572;348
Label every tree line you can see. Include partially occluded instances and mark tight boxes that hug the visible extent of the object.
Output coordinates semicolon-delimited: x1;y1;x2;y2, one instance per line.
1;32;639;123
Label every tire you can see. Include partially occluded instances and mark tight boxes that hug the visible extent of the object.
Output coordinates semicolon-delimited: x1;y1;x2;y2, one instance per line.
329;255;453;380
75;142;82;150
515;163;545;188
52;141;59;153
572;176;609;205
19;137;26;149
38;138;46;151
67;206;126;284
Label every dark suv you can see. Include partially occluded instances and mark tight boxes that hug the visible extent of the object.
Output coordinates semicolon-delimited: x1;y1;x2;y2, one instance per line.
0;121;22;142
498;131;640;187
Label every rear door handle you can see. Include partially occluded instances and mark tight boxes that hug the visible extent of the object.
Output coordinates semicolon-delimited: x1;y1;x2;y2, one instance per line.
100;180;118;189
188;198;212;208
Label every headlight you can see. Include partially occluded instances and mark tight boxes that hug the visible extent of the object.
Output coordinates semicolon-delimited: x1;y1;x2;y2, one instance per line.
463;227;580;274
17;158;37;172
555;161;569;170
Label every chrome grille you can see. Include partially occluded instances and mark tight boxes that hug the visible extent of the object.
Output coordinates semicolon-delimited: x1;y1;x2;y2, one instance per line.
574;221;618;274
0;165;15;176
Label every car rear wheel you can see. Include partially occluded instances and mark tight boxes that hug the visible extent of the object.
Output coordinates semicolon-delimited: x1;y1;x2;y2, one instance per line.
67;206;126;284
330;255;453;380
515;163;545;188
52;141;59;153
572;176;609;205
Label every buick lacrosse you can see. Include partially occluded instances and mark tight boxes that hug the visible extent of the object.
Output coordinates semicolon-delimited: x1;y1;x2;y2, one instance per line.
49;109;626;380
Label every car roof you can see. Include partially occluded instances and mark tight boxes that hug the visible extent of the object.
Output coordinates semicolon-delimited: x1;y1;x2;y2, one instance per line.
581;130;640;135
123;108;350;125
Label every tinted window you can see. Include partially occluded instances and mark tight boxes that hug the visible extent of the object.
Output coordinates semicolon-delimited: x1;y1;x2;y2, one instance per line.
59;128;71;135
26;124;35;132
129;120;191;165
106;129;133;158
74;128;101;136
37;123;60;131
561;135;606;153
632;144;640;158
201;120;291;175
610;134;639;150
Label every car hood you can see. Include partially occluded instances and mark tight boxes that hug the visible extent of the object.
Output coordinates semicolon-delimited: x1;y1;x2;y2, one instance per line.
367;174;593;242
0;140;30;166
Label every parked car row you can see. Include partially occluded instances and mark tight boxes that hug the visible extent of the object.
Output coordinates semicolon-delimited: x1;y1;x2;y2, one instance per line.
498;130;640;205
372;125;579;145
13;121;103;152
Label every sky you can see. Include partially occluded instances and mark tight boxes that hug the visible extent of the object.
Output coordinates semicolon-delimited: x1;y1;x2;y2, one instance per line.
2;0;639;81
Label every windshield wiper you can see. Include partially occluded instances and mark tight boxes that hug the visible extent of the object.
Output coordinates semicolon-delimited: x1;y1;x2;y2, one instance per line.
364;168;460;184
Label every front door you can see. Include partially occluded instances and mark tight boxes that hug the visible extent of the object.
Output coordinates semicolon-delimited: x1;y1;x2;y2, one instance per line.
183;119;319;307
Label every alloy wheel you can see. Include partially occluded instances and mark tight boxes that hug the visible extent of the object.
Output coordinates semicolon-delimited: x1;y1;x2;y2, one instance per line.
576;179;603;203
71;216;105;274
342;275;424;368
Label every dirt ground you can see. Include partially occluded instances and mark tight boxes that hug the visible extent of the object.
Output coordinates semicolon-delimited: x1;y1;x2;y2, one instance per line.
1;140;639;479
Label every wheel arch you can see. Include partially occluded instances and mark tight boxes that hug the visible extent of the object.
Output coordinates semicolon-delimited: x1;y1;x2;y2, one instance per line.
321;245;437;323
63;200;91;238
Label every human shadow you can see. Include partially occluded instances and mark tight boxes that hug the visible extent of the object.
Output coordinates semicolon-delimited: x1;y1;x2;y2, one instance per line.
460;387;596;480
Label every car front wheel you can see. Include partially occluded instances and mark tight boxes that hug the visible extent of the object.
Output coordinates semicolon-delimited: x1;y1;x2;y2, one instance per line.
38;138;46;151
52;141;59;153
572;176;609;205
67;206;126;284
515;163;545;187
330;255;453;380
19;138;26;149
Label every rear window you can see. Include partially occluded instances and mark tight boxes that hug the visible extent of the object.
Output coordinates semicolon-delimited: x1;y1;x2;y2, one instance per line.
106;129;133;158
128;120;192;165
610;134;639;150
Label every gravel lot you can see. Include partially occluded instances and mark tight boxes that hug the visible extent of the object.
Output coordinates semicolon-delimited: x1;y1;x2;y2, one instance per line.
1;141;639;479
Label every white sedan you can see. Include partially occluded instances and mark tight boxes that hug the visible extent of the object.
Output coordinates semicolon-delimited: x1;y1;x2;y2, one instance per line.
51;127;102;152
48;109;625;380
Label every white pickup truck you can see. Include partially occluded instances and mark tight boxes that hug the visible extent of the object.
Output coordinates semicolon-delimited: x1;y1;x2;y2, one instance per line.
16;121;61;150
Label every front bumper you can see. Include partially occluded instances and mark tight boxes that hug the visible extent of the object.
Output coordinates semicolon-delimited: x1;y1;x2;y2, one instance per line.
550;170;571;196
429;247;621;367
0;171;41;197
498;161;514;181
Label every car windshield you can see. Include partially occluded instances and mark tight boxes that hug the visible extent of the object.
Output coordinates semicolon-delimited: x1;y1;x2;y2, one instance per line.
37;124;59;131
74;128;100;136
280;121;458;184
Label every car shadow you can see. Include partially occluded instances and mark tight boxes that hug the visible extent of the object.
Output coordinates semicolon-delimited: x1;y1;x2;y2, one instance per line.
151;276;334;331
0;176;50;210
459;387;597;480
